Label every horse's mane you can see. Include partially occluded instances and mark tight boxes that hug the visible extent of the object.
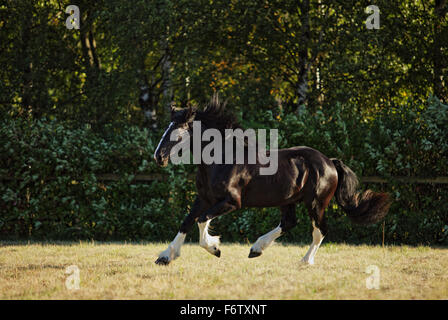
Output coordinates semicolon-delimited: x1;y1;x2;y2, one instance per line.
195;94;241;132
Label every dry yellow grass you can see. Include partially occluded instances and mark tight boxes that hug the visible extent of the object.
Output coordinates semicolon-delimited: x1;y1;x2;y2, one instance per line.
0;241;447;299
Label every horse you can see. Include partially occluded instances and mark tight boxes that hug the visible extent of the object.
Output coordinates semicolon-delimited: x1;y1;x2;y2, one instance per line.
153;95;391;265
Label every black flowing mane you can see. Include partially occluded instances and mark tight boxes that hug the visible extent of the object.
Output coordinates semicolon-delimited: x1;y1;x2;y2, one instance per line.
195;95;241;132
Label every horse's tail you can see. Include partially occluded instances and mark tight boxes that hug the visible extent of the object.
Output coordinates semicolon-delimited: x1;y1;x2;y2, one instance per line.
331;158;391;225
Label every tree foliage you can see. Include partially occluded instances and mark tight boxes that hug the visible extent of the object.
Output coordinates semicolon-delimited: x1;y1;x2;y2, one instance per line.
0;0;447;243
1;0;446;122
1;98;447;244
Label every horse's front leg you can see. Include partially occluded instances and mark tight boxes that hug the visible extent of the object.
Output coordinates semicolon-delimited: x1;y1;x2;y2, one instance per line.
198;219;221;257
197;197;238;257
155;197;205;265
249;204;297;258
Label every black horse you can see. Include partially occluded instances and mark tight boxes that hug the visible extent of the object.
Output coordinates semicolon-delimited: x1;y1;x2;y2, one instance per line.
153;96;391;265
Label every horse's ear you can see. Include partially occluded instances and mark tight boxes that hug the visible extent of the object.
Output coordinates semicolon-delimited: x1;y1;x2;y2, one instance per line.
170;102;177;117
186;106;197;122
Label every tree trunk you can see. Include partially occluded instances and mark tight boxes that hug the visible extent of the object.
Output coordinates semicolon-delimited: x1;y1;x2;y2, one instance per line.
88;31;101;70
434;0;447;101
138;70;158;130
297;0;310;111
161;41;173;115
20;8;33;117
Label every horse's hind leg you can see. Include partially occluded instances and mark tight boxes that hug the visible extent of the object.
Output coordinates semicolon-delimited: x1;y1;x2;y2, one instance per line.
301;201;328;265
155;197;205;265
248;204;297;258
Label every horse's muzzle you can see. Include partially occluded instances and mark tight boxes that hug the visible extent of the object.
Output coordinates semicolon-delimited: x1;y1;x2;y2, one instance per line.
154;154;169;167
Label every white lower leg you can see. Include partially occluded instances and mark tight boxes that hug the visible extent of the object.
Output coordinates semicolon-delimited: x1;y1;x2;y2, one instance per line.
301;222;324;265
158;232;186;262
251;225;283;254
198;220;220;255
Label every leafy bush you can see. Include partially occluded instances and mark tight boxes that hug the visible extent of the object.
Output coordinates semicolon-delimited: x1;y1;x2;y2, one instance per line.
1;97;447;245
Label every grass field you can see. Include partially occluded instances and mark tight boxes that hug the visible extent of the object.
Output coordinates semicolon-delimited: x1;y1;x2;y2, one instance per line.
0;241;447;299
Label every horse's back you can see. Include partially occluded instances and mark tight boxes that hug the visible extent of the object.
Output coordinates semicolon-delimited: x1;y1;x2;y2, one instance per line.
279;146;337;174
240;147;321;207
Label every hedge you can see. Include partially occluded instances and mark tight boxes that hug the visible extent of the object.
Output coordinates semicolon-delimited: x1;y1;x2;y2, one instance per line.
1;97;447;245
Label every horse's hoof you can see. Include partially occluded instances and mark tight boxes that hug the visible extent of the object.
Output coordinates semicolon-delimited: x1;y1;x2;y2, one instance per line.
248;250;262;258
155;256;170;265
300;259;314;265
214;249;221;258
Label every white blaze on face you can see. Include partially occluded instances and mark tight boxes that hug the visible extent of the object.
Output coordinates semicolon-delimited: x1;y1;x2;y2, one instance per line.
169;126;191;165
154;122;174;161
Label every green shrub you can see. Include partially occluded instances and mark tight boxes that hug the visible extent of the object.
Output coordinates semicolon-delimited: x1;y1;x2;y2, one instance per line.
1;97;447;245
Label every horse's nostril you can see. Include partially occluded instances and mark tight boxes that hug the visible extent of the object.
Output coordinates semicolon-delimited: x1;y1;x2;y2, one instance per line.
155;154;165;165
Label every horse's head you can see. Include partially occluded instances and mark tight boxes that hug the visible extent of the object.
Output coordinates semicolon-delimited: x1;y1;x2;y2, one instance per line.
153;106;196;167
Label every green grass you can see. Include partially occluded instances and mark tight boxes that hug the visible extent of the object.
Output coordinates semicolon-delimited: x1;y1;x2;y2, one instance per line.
0;241;447;299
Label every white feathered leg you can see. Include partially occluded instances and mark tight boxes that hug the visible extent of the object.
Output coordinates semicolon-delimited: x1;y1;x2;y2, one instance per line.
249;225;282;258
301;221;324;265
155;232;186;265
198;220;221;257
